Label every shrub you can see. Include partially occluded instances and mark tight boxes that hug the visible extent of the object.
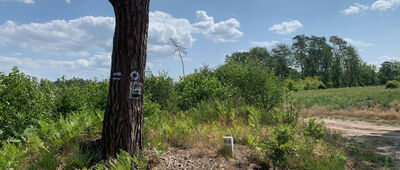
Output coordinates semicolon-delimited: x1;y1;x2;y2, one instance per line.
145;71;177;111
385;80;400;89
216;59;284;111
0;67;54;141
144;95;162;117
176;71;224;110
285;78;297;91
82;78;108;110
299;77;325;90
303;118;326;140
263;124;298;167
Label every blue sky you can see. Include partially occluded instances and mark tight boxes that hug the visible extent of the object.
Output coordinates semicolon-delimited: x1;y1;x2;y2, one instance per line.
0;0;399;80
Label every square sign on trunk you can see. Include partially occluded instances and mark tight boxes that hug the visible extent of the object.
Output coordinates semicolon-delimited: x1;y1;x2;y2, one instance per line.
130;82;142;100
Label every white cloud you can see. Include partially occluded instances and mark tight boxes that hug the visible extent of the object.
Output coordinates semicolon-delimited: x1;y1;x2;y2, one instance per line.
148;11;196;61
0;16;115;57
343;38;375;47
249;40;280;49
371;0;400;11
0;0;34;4
368;55;400;67
379;56;400;61
0;52;111;80
341;3;369;15
66;0;71;4
0;11;243;79
269;20;303;35
193;10;243;42
0;11;242;60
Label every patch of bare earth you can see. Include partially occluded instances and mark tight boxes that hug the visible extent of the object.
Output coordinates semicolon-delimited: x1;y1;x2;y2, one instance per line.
320;117;400;168
151;145;265;170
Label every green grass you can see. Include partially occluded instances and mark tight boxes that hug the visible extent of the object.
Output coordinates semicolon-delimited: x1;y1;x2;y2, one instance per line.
291;86;400;110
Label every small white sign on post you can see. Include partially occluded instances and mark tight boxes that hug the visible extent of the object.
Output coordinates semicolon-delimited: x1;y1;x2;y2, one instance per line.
223;136;234;156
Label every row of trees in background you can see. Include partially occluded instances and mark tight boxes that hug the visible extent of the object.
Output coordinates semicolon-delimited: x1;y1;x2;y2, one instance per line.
227;34;400;88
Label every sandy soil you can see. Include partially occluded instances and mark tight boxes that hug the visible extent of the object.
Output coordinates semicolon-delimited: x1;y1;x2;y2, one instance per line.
319;117;400;168
150;145;265;170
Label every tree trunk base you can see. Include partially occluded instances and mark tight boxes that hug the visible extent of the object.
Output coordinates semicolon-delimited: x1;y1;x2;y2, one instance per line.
80;138;103;167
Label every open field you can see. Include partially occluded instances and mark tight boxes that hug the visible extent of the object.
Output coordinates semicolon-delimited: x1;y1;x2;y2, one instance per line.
293;86;400;121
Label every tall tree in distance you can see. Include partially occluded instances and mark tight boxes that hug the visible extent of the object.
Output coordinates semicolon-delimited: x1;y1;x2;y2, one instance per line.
171;38;187;78
292;34;308;77
271;44;293;78
101;0;150;159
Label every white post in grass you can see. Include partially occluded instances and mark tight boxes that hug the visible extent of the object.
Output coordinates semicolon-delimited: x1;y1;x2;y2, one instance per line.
223;136;234;156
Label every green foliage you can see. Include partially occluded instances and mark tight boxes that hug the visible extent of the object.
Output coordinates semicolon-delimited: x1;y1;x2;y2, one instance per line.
144;95;162;117
90;150;147;170
216;59;284;111
0;108;103;169
285;78;297;91
303;118;326;139
294;139;347;169
176;69;225;110
0;66;356;169
379;61;400;84
292;86;400;110
299;77;325;90
145;71;177;111
0;141;27;169
385;80;400;89
263;124;298;166
0;67;54;141
54;77;108;114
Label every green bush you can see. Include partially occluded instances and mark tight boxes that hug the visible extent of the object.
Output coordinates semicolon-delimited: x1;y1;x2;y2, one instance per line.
52;77;109;115
0;67;54;141
144;95;162;117
176;71;224;110
285;78;297;91
145;71;177;111
299;77;325;90
263;124;298;167
385;80;400;89
303;118;326;140
216;59;284;111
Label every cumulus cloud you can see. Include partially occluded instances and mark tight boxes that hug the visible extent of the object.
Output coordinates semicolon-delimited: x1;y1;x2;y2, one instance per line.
65;0;71;4
379;56;400;61
0;16;115;56
0;11;243;79
371;0;400;11
343;38;375;47
0;52;111;80
0;0;34;4
193;10;243;42
341;3;369;15
148;11;196;60
269;20;303;35
249;40;280;49
0;11;242;60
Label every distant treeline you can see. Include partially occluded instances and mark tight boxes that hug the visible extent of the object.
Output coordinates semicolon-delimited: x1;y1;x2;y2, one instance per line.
227;35;400;88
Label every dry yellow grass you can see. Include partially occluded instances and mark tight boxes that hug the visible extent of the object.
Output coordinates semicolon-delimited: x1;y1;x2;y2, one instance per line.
301;102;400;121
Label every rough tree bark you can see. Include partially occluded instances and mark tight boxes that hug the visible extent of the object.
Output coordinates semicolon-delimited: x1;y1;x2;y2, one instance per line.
101;0;150;159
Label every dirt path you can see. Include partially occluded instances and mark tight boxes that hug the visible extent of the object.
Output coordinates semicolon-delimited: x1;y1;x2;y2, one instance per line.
319;117;400;168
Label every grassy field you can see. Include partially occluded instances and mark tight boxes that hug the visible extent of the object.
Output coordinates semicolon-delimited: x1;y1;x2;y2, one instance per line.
292;86;400;110
292;86;400;121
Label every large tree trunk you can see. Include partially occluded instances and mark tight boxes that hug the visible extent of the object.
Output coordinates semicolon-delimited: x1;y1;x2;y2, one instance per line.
102;0;150;159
